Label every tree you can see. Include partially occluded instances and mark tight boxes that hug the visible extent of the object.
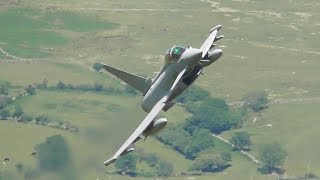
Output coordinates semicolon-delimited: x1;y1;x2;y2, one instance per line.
242;91;268;112
158;126;216;159
156;124;190;154
15;163;24;173
23;168;38;180
35;114;50;125
139;151;158;166
34;135;71;171
114;153;138;174
176;86;210;104
190;151;232;172
20;114;33;122
12;106;23;117
37;78;48;89
185;98;236;134
93;82;103;91
25;85;36;95
56;81;66;90
157;160;174;177
124;85;137;95
0;109;10;119
176;86;210;112
230;131;251;151
93;63;103;72
258;142;287;174
0;95;10;109
184;129;215;159
0;85;8;95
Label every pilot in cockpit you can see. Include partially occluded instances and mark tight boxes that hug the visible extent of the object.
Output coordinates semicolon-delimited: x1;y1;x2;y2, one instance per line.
165;46;186;63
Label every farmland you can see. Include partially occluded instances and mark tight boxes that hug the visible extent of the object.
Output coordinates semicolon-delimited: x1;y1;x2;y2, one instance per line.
1;0;320;179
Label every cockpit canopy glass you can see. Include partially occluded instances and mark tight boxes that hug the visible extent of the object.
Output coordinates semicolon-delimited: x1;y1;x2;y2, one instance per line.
165;46;186;62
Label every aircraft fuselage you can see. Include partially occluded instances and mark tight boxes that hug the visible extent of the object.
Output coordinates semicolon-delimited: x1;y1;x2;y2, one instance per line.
142;48;202;112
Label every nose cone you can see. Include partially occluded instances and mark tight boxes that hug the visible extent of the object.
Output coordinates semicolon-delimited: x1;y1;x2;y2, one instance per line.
179;48;202;65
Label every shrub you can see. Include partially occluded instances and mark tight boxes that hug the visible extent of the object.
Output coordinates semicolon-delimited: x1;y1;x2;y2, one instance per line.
25;85;36;95
56;81;66;90
114;153;138;174
34;135;71;171
258;142;287;174
230;131;251;151
12;106;23;117
185;98;237;134
35;115;50;125
190;151;231;172
93;82;104;91
20;114;33;123
0;85;9;95
157;160;174;177
184;129;215;159
15;163;24;173
0;109;10;119
242;91;268;112
0;95;10;109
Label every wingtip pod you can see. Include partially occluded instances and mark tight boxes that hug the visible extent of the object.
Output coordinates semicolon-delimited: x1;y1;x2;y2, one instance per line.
104;157;117;167
210;24;222;33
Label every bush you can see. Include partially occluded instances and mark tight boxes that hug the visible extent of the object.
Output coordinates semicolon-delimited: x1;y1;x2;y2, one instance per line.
156;124;190;154
12;106;23;117
157;126;215;159
184;129;215;159
157;160;174;177
176;86;210;113
23;168;38;180
25;85;36;95
190;150;231;172
0;109;10;119
258;142;287;174
20;114;33;123
35;115;50;125
0;95;10;109
139;151;158;166
242;91;268;112
176;86;210;104
35;79;48;89
0;85;9;95
124;85;138;95
185;98;238;134
304;173;319;179
76;84;93;91
56;81;66;90
230;131;251;151
114;153;138;174
93;82;104;91
35;135;71;171
15;163;24;173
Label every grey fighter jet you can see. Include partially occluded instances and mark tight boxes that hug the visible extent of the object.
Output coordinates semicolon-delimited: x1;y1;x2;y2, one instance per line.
103;25;224;166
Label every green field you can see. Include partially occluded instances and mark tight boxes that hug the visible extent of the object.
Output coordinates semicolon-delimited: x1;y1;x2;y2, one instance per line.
1;0;320;179
0;8;116;58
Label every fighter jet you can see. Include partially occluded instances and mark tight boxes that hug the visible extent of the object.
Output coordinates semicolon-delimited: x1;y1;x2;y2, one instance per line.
102;25;224;166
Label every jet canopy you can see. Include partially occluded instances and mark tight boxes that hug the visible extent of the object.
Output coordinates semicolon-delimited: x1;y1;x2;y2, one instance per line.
165;46;186;62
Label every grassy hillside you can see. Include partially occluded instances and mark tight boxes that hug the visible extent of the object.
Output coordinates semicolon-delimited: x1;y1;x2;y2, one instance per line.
1;0;320;179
